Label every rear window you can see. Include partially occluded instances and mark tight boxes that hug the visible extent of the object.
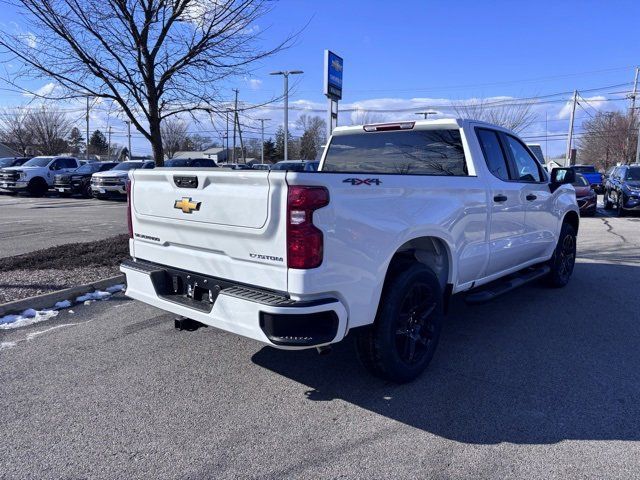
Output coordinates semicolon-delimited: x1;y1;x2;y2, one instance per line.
323;129;468;175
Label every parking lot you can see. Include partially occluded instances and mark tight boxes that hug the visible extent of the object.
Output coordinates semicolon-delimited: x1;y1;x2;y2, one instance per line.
1;208;639;479
0;195;127;258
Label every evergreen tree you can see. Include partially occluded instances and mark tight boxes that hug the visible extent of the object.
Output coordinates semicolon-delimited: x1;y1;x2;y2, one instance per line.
263;138;276;162
274;126;295;160
89;129;108;155
67;127;85;154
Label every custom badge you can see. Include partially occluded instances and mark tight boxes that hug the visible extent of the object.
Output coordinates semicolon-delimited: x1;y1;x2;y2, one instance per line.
174;197;201;214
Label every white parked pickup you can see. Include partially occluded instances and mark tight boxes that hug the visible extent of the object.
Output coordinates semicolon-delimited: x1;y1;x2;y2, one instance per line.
121;119;579;382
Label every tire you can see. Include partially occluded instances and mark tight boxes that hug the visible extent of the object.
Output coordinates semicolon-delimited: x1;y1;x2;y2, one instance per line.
83;183;92;198
546;222;577;288
603;190;613;210
355;263;445;383
26;177;48;197
617;194;626;217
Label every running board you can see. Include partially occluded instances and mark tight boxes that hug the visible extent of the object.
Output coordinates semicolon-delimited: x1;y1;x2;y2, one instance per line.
465;265;551;304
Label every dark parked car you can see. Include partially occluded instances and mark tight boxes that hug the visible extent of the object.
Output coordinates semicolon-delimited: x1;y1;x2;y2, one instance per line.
572;173;597;216
52;162;118;197
603;164;640;216
219;163;252;170
570;165;603;193
0;157;31;169
163;158;218;168
270;160;319;172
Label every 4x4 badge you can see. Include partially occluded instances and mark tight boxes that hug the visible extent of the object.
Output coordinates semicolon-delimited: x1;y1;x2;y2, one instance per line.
174;197;201;214
343;178;382;186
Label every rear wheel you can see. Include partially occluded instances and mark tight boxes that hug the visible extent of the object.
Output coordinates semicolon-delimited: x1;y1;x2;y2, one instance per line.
546;222;576;288
355;263;444;383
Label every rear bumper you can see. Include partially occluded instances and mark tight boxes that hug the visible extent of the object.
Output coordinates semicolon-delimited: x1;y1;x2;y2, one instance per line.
120;259;348;349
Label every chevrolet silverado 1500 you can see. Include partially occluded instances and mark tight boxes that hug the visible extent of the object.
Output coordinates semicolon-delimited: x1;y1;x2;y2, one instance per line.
121;119;579;382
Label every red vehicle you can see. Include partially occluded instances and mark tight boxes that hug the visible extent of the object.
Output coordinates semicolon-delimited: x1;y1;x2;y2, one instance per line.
573;173;597;216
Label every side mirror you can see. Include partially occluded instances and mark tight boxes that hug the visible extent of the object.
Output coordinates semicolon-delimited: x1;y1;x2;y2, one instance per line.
550;168;575;192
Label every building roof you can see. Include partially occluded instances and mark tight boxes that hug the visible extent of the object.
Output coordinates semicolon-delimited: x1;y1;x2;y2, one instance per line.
172;147;225;159
0;143;19;158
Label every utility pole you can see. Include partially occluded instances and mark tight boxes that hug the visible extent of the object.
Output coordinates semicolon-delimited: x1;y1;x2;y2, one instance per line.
232;90;238;163
225;109;229;162
85;96;90;158
565;90;578;166
270;70;304;160
107;125;112;161
630;66;639;114
257;118;271;164
124;120;132;160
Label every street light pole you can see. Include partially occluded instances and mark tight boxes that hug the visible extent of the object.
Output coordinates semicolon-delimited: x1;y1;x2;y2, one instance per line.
124;120;132;160
270;70;303;161
257;118;271;164
415;111;437;119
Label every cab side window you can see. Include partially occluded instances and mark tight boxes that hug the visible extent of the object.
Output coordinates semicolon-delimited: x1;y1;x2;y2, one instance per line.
504;135;543;182
476;128;510;181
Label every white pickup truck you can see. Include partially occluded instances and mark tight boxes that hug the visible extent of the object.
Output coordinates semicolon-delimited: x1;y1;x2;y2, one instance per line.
121;119;579;382
0;155;81;196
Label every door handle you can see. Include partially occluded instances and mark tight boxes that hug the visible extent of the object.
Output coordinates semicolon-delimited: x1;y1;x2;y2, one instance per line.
526;194;537;201
493;194;508;203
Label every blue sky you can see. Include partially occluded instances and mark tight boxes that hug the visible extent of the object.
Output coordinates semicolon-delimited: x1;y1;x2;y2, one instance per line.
2;0;640;156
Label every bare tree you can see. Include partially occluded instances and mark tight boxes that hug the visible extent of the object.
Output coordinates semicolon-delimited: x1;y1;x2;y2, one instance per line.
577;111;638;170
26;107;73;155
453;98;537;133
161;118;189;159
349;109;387;126
0;108;34;154
0;0;293;165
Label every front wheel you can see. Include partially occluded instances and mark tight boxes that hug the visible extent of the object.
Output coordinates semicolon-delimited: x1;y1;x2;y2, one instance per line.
355;263;444;383
603;190;613;209
617;195;626;217
546;222;577;288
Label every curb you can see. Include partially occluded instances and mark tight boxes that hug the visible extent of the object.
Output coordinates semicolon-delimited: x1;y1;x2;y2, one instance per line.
0;274;126;317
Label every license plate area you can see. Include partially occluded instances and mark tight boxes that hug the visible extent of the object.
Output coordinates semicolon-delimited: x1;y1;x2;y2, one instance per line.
149;268;232;313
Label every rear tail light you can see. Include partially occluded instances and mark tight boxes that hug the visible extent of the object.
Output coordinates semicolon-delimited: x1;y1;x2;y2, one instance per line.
287;186;329;269
363;121;414;132
126;179;133;239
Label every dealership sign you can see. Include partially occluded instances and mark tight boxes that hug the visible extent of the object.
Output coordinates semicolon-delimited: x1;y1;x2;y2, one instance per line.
324;50;343;100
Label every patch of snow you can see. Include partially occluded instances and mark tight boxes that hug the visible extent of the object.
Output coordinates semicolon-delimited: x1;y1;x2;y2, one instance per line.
0;309;59;330
54;300;72;309
68;310;74;314
0;341;17;350
106;284;126;294
76;290;111;303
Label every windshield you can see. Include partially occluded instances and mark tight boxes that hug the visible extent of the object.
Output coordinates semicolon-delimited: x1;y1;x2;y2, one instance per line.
23;157;54;167
271;162;306;171
573;166;596;173
626;167;640;181
572;174;589;187
165;159;190;167
74;163;101;174
111;162;143;171
0;158;18;168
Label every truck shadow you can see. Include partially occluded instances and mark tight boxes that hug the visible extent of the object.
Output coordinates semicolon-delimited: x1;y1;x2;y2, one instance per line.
252;262;640;445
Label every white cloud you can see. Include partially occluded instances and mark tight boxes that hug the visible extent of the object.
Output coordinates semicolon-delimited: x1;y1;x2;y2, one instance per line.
248;78;263;90
25;32;37;48
557;95;607;119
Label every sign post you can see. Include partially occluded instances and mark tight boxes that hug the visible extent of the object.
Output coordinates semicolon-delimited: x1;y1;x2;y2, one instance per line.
324;50;343;140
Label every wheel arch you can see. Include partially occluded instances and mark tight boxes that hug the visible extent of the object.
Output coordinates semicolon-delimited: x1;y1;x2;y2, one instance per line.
563;210;580;234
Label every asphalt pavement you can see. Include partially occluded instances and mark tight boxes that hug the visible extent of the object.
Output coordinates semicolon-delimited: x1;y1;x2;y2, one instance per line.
0;194;127;258
1;211;639;479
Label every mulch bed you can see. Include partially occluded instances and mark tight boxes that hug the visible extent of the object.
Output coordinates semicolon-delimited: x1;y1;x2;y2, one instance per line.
0;234;129;304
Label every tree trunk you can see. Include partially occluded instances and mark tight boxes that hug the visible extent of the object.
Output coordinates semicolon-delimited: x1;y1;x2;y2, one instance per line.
149;117;164;166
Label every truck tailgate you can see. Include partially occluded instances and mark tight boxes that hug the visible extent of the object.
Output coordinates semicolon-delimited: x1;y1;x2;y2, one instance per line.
129;169;288;292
